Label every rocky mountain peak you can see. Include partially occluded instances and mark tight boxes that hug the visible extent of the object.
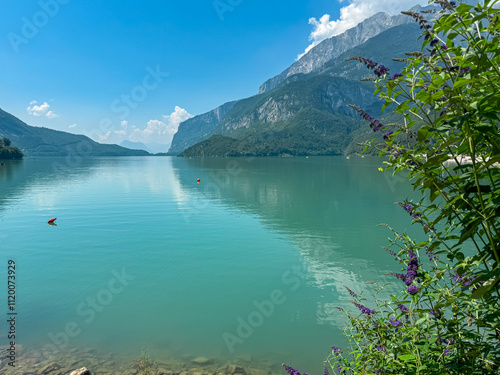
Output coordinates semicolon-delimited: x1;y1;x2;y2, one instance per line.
257;6;428;95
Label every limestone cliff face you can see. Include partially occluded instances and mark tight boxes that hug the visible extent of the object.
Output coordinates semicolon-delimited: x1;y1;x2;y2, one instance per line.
168;100;236;154
219;76;377;135
220;96;297;132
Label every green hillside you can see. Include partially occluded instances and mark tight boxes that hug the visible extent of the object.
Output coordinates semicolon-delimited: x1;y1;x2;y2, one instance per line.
0;108;150;157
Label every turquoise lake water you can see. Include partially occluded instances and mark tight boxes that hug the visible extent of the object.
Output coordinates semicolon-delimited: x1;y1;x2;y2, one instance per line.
0;156;422;373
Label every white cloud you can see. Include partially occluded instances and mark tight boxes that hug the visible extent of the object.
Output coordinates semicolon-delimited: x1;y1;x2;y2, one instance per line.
26;101;50;116
130;106;193;144
299;0;428;59
165;106;193;132
93;106;193;147
45;110;58;119
26;101;59;119
69;123;77;129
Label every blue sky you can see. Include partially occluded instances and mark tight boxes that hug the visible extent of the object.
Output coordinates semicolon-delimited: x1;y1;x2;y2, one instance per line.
0;0;424;148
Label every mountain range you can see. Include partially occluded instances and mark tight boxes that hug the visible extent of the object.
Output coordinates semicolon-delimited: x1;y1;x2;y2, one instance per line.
0;5;432;158
0;108;149;157
171;5;432;157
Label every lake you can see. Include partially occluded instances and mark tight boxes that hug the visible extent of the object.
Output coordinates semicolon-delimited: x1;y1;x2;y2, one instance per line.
0;156;421;374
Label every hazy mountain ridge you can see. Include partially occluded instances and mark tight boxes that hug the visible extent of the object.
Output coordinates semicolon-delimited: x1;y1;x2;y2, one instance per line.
0;108;150;157
120;140;151;152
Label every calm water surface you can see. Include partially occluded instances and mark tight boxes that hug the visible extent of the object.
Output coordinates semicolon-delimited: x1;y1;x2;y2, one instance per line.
0;156;421;373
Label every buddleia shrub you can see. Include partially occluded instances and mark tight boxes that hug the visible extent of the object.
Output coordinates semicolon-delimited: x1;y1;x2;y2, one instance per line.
283;0;500;373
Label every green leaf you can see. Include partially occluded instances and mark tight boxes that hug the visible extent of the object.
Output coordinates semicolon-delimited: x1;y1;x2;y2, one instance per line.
399;354;415;362
416;317;427;325
421;154;450;169
382;99;392;113
417;126;430;142
471;275;500;299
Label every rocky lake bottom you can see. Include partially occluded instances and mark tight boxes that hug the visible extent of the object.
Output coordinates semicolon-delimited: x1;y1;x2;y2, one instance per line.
0;345;284;375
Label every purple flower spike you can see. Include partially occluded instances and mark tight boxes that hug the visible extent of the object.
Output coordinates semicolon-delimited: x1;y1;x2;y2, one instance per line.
353;302;376;315
407;285;419;295
425;246;436;261
350;105;385;131
389;318;403;332
390;318;403;327
407;270;417;278
390;73;403;81
388;272;406;281
331;346;342;356
347;56;379;70
344;286;358;298
407;258;419;272
374;64;390;77
398;304;409;312
383;131;393;140
397;202;411;213
283;364;302;375
454;272;475;287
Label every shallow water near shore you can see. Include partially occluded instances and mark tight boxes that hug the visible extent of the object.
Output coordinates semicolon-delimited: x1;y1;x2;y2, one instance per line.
0;156;421;374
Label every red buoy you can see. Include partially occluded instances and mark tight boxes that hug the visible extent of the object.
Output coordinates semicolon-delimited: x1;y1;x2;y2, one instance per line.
48;218;57;223
197;178;200;183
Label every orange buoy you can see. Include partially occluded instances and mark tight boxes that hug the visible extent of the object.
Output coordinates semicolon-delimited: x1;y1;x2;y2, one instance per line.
197;178;200;183
47;218;57;224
